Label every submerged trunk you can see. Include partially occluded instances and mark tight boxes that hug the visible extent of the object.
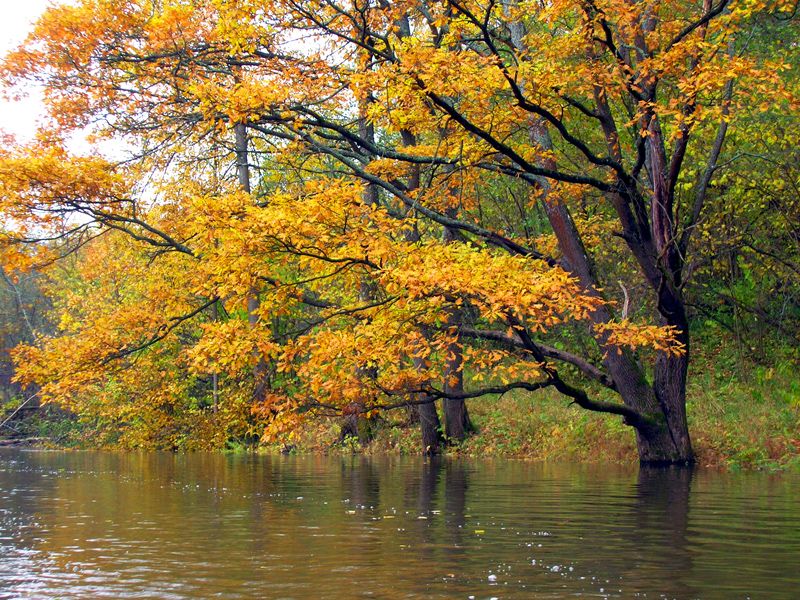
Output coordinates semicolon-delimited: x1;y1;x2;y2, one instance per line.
639;304;693;465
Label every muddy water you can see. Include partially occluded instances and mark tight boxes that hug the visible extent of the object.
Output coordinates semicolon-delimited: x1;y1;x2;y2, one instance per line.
1;451;798;598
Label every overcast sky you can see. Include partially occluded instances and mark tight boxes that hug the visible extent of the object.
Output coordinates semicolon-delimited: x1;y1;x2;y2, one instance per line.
0;1;60;141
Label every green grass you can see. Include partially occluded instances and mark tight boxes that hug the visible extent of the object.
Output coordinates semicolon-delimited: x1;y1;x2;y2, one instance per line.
280;335;800;471
684;338;799;471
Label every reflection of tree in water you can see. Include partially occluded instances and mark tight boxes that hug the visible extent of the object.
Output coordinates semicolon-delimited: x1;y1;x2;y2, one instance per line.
18;456;796;598
341;455;381;510
443;459;469;554
626;466;697;598
402;457;471;572
333;456;383;569
412;457;442;555
523;465;698;597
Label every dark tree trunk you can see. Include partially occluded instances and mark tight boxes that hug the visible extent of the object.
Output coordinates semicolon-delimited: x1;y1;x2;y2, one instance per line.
443;396;472;442
417;396;442;455
638;296;694;465
441;207;473;442
442;331;473;442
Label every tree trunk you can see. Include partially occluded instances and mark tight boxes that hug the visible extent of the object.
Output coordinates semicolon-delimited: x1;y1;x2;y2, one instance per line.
442;316;473;442
441;209;473;442
638;303;694;464
417;396;442;455
234;122;269;401
528;121;693;465
413;352;442;455
504;4;694;464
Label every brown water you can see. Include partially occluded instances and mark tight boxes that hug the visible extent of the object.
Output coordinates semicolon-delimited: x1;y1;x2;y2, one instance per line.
0;451;798;599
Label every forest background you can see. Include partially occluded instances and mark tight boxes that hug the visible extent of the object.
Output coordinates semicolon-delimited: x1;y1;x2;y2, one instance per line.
0;0;797;470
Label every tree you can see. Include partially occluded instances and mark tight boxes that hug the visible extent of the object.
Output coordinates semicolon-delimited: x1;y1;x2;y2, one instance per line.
1;0;794;462
0;267;49;410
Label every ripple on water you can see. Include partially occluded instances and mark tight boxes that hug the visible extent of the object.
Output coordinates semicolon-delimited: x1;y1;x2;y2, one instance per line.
1;451;799;599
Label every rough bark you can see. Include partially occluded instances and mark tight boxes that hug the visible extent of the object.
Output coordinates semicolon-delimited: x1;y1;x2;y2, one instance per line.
441;209;473;442
441;328;472;442
417;393;443;455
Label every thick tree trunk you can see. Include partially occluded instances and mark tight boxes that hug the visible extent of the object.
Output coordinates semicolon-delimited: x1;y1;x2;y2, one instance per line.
418;396;442;455
649;356;693;463
639;300;694;464
528;121;693;465
442;320;473;442
412;350;442;455
441;210;473;442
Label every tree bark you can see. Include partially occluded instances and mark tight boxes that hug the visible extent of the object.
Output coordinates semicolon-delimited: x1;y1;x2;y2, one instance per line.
442;344;472;442
234;122;269;402
441;209;473;442
639;285;693;464
417;394;442;455
528;120;693;465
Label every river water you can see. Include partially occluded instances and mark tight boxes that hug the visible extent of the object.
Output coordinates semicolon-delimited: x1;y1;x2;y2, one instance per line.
0;451;798;599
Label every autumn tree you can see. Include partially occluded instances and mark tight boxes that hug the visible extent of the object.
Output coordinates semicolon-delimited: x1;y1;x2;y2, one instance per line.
1;0;796;462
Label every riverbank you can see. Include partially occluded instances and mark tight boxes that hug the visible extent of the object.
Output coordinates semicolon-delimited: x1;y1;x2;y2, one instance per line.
283;340;800;471
4;336;798;471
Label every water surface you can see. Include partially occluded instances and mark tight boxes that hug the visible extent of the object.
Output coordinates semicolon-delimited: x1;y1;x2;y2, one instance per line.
1;450;798;598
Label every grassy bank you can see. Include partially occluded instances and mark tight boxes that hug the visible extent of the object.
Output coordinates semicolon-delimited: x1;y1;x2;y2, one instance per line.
6;336;798;471
285;336;800;471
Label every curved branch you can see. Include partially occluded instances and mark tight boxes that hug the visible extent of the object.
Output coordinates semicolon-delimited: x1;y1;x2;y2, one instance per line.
458;326;617;391
665;0;731;52
102;296;219;364
505;313;656;431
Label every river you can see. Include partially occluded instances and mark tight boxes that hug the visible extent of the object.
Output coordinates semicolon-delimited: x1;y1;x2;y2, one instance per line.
1;450;798;598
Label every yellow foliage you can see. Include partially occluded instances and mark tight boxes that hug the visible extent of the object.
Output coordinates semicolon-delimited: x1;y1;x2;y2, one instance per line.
0;0;788;448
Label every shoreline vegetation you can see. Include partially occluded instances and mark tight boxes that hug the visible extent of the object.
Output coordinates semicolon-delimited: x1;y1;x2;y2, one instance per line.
4;332;797;472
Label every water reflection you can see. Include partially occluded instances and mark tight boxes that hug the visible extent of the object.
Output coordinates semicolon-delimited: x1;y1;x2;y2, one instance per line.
1;451;799;599
633;468;695;596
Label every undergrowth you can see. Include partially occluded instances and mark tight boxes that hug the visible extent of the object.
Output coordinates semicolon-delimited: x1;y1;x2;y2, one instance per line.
278;330;800;471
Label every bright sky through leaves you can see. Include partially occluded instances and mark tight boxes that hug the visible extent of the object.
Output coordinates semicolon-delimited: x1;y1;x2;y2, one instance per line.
0;0;57;141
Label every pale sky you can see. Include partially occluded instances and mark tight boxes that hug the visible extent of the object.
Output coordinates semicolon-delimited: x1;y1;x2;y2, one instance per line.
0;1;61;142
